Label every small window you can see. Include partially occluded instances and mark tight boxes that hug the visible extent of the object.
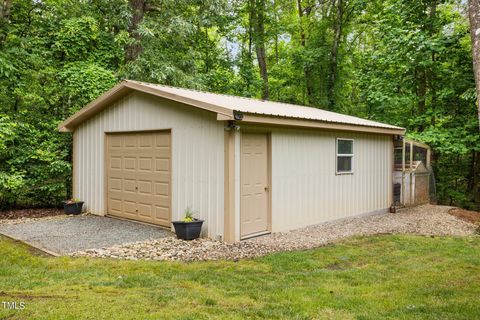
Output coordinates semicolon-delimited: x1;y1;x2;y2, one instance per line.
336;138;354;174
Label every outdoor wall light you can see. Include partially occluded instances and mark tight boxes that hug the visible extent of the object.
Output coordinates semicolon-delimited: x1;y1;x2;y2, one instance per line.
225;120;240;131
233;111;244;121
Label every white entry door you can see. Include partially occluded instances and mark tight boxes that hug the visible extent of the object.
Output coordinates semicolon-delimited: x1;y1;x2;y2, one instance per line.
240;132;269;238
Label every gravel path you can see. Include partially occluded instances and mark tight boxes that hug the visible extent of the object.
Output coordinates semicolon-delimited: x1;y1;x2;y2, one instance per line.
0;215;171;254
71;205;478;261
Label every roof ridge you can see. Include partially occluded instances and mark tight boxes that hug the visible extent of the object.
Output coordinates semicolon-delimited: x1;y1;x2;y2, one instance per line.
128;79;291;105
127;79;369;120
123;80;404;131
59;80;405;133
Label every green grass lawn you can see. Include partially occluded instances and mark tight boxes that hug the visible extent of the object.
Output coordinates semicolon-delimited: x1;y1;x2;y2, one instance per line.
0;235;479;319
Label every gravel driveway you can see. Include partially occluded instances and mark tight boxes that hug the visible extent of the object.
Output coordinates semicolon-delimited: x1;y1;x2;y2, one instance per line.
0;215;171;254
70;205;479;261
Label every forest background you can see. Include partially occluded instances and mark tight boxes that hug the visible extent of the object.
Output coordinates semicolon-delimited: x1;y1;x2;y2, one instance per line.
0;0;479;210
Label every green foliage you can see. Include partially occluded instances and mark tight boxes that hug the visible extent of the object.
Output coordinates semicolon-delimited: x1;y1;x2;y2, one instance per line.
58;62;117;113
0;0;121;208
0;116;70;208
0;0;478;209
0;170;25;208
0;115;16;151
0;116;23;207
54;17;100;60
182;207;195;222
352;0;479;207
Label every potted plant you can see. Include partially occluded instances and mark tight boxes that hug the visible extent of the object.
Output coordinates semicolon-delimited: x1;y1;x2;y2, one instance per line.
63;198;84;215
172;207;204;240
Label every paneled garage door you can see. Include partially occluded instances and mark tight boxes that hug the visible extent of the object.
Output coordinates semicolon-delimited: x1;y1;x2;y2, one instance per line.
106;131;171;227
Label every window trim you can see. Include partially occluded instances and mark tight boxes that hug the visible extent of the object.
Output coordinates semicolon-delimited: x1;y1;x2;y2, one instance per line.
336;138;354;174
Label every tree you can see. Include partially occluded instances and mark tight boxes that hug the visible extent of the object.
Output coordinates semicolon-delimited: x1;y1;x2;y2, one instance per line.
0;0;12;43
467;0;480;204
468;0;480;130
0;0;478;210
125;0;149;62
250;0;269;100
327;0;344;110
296;0;314;104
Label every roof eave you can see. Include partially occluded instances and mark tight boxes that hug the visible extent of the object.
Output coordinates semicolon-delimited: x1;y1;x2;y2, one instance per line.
59;79;405;136
58;81;132;132
236;113;406;135
124;80;234;118
59;80;235;132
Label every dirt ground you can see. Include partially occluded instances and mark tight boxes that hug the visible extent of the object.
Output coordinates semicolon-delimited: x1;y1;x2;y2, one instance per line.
0;208;64;220
449;208;480;225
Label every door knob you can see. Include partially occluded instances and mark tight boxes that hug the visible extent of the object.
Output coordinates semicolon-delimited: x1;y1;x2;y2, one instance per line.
264;186;269;191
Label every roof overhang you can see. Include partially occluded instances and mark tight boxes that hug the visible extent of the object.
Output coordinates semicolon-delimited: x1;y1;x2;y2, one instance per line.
59;82;132;132
58;80;234;132
404;138;430;150
59;80;405;136
220;113;406;135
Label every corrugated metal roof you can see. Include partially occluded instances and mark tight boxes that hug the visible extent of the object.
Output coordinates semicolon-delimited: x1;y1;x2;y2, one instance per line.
129;80;403;130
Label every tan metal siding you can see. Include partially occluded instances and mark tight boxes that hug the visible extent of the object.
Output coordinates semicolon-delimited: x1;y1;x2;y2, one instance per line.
73;92;224;238
269;128;392;232
106;131;172;227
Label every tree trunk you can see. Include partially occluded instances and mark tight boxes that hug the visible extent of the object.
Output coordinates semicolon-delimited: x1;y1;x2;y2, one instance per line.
417;67;427;127
430;1;437;129
468;0;480;206
248;0;253;58
327;0;343;110
251;0;269;100
474;151;480;207
0;0;11;21
125;0;147;63
204;27;210;73
297;0;314;104
415;2;435;124
273;0;279;64
468;0;480;130
0;0;12;44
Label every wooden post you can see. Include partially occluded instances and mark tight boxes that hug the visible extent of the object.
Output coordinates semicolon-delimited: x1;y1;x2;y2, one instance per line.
410;141;414;205
402;138;406;205
426;147;431;170
223;128;236;243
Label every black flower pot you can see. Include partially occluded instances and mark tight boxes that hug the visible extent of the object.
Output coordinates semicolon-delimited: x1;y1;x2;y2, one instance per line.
172;219;204;240
63;201;84;215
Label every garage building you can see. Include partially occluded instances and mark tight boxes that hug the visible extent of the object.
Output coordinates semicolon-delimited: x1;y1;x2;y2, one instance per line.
59;80;405;242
